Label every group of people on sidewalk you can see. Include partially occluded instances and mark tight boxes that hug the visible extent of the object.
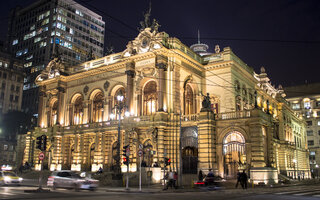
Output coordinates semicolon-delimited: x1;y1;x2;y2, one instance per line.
164;170;178;189
235;170;248;189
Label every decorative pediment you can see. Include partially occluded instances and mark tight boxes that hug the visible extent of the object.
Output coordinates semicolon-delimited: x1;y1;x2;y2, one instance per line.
122;28;164;58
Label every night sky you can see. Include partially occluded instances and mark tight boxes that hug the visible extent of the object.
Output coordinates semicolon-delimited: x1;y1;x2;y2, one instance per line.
0;0;319;87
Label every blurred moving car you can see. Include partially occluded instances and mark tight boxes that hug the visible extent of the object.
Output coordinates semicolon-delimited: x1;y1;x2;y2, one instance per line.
47;170;98;191
0;171;23;185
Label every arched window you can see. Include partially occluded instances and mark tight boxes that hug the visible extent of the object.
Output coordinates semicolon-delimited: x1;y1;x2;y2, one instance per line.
50;100;58;126
143;81;157;115
92;92;104;122
73;96;83;125
184;84;194;115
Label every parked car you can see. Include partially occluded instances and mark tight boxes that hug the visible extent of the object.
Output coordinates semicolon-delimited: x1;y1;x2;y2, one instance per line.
0;171;23;185
47;170;98;191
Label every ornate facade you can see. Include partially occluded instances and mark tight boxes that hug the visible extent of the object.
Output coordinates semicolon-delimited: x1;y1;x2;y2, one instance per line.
23;25;310;183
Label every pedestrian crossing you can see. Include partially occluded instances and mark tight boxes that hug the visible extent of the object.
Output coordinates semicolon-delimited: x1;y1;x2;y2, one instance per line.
274;188;320;197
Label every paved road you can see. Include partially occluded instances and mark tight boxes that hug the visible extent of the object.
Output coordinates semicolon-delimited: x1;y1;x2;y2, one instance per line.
2;184;320;200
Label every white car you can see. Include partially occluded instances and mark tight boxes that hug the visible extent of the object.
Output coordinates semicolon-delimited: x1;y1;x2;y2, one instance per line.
47;170;98;191
0;171;23;185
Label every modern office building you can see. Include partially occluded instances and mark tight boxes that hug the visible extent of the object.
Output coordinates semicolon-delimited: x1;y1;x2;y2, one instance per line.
0;50;24;114
22;18;310;184
284;83;320;178
0;48;24;168
7;0;105;115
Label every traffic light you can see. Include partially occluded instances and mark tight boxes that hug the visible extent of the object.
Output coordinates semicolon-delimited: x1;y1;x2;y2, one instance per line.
165;157;171;166
42;135;47;151
122;145;129;166
36;136;42;150
36;135;47;151
123;157;129;166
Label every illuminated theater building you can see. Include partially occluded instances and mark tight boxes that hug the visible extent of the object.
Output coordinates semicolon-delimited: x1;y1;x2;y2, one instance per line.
22;22;310;183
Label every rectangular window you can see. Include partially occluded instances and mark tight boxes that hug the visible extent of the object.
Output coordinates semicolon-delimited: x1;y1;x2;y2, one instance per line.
310;151;316;155
318;130;320;135
308;140;314;146
3;144;8;151
10;85;14;91
14;96;19;102
9;95;13;101
318;121;320;126
304;101;311;109
307;121;313;126
307;130;314;136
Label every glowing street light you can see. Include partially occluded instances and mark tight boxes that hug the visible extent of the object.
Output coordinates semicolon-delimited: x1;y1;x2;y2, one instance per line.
110;90;129;180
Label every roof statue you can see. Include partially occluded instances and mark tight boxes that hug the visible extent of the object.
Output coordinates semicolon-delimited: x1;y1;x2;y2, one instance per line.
139;2;152;31
35;44;64;82
201;93;212;111
105;45;114;56
122;2;165;58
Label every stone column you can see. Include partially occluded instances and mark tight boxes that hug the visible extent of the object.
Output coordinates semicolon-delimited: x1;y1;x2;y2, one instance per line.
103;99;109;121
249;109;266;167
37;86;47;127
83;101;89;124
125;61;135;114
136;89;142;116
198;110;216;173
157;126;165;166
156;55;167;112
57;86;66;125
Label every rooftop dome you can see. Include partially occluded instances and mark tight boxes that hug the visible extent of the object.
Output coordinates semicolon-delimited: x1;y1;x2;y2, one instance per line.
190;30;211;56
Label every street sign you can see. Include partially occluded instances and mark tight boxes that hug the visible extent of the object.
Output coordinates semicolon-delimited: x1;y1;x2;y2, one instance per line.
139;144;143;150
138;150;143;157
39;152;45;160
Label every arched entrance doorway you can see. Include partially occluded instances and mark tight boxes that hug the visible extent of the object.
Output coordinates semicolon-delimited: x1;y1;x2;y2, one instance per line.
43;146;53;170
143;140;153;167
67;144;75;169
223;131;246;179
89;143;95;171
181;127;198;174
111;141;118;170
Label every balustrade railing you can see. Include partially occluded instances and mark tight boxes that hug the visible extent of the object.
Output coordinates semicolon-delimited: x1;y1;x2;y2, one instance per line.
216;110;251;120
181;114;198;122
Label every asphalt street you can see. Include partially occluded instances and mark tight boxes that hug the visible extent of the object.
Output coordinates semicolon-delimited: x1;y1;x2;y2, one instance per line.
2;183;320;200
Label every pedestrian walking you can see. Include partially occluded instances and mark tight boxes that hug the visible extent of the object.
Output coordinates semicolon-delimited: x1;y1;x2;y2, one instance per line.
198;170;204;181
166;170;174;189
235;171;241;188
240;170;248;189
173;171;178;189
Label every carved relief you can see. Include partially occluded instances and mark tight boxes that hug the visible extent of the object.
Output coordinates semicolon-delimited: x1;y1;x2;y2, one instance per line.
103;81;110;91
83;85;89;95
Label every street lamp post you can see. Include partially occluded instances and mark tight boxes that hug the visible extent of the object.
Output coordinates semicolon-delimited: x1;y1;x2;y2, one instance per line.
110;91;129;180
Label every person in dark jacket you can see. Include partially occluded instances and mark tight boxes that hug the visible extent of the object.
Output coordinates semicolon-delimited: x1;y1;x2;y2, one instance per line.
240;170;248;189
235;171;241;188
198;170;204;181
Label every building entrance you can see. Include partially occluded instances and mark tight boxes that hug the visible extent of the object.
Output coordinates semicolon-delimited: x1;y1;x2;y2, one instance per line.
223;131;246;179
